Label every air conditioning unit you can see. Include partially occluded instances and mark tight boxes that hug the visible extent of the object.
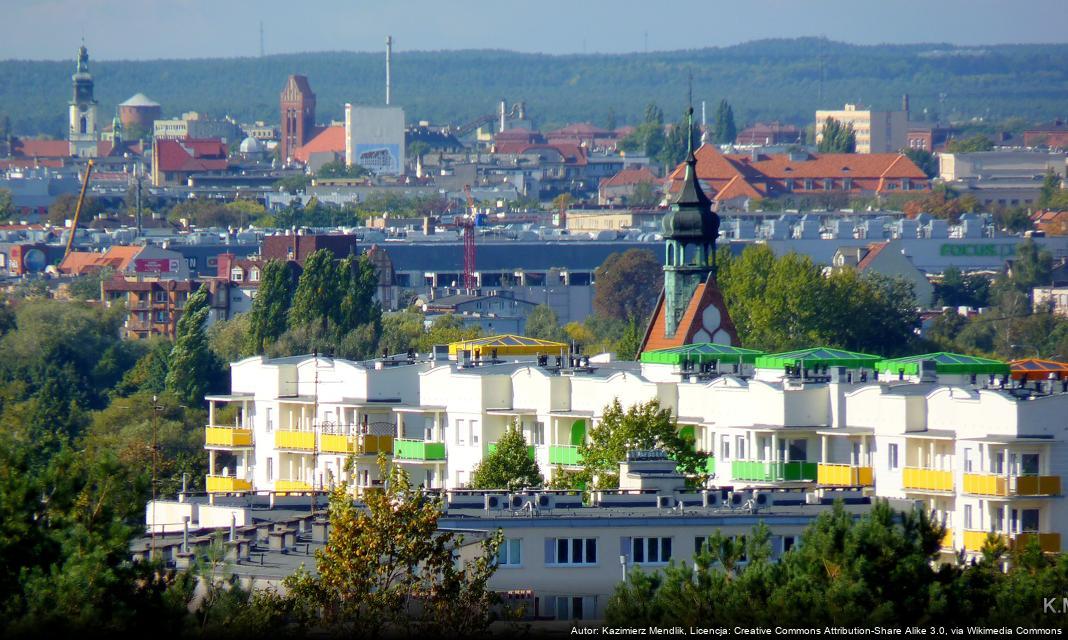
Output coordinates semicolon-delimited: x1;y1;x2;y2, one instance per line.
701;491;719;508
754;491;769;507
509;494;537;510
730;491;745;506
536;493;553;509
656;495;675;509
805;491;822;505
484;494;502;510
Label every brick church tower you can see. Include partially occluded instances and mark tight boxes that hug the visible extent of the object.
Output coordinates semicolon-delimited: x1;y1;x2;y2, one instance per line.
279;75;316;164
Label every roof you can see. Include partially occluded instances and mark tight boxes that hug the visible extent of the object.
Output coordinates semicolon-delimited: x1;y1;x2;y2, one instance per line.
119;93;160;108
448;334;568;357
58;245;142;275
855;242;889;271
641;343;765;365
875;352;1009;376
755;347;883;370
293;125;345;164
11;139;70;159
154;138;228;173
639;275;740;353
1009;358;1068;381
600;167;658;189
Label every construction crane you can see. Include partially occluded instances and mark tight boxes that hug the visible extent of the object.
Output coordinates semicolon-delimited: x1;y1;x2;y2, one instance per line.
63;159;94;259
460;185;478;290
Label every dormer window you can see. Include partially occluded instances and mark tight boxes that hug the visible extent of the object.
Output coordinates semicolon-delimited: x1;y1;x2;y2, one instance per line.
230;267;244;282
249;268;260;282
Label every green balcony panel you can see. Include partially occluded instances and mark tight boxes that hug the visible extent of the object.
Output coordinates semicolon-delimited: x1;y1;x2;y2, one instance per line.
394;439;446;461
550;444;583;465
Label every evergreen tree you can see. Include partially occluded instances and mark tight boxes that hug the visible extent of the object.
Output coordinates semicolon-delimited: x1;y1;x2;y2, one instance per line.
712;99;737;144
165;285;214;406
524;304;564;342
245;260;295;354
470;422;543;490
817;116;856;153
337;254;380;334
289;249;340;333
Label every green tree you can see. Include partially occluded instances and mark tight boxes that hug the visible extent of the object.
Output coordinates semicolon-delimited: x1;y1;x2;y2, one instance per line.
113;339;171;397
414;314;481;353
283;455;502;637
0;188;13;218
337;253;380;334
903;148;938;178
524;304;565;342
817;116;856;153
165;285;216;406
1004;238;1052;293
67;266;113;301
46;193;105;226
379;310;428;355
289;249;340;333
245;260;296;354
712;99;737;144
316;160;370;179
946;134;994;153
593;248;661;324
470;421;543;490
207;313;252;363
627;181;660;208
575;399;707;490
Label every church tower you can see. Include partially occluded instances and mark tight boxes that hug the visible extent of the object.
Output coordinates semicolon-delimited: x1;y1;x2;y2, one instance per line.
639;108;739;353
68;44;99;157
279;75;317;164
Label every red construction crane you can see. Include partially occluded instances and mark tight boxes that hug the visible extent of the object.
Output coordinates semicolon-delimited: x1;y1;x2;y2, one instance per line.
460;185;478;290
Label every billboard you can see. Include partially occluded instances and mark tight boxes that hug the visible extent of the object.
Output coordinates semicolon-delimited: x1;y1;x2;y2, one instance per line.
134;258;179;273
354;144;401;175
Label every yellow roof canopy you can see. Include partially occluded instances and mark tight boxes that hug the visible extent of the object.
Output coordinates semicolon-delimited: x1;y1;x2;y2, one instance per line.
448;334;568;357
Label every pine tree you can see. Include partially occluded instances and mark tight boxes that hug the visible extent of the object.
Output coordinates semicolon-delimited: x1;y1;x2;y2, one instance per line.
165;284;214;405
245;260;294;354
712;99;737;144
289;249;340;333
470;422;543;490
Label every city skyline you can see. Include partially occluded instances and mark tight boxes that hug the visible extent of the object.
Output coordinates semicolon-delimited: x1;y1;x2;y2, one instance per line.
4;0;1067;61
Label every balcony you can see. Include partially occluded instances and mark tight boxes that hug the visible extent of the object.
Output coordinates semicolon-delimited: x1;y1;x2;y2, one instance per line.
549;444;583;466
942;528;954;549
963;473;1062;496
902;467;954;492
358;434;393;455
275;480;313;492
817;463;874;486
206;475;252;493
393;439;446;461
320;434;355;454
1015;532;1062;553
488;442;535;460
731;460;818;482
205;426;253;448
963;530;1002;552
275;430;315;451
704;457;716;475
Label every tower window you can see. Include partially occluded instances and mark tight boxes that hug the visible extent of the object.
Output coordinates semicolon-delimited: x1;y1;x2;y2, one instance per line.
80;117;87;134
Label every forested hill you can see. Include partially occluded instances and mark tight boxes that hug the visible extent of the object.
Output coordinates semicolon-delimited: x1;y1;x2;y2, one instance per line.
3;38;1068;137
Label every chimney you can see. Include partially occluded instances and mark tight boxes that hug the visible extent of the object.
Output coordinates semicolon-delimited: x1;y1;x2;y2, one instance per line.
217;253;234;279
499;99;507;133
385;36;393;106
902;93;910;114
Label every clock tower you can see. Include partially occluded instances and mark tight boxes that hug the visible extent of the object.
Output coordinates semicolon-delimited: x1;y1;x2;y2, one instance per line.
68;44;99;158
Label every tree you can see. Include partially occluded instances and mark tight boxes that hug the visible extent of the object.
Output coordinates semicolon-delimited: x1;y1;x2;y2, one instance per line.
46;193;104;226
316;160;369;179
628;181;660;208
379;310;427;355
337;253;381;334
165;285;217;406
593;248;660;323
816;117;856;153
1004;238;1052;293
712;99;737;144
903;148;938;178
289;249;340;333
575;399;707;490
524;304;564;342
946;134;994;153
0;188;13;218
207;314;252;363
470;421;543;490
283;455;502;637
67;266;113;301
619;103;667;160
934;266;991;308
414;314;481;353
245;260;295;355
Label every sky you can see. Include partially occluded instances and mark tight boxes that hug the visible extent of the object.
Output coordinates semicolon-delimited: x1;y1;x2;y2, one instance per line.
4;0;1067;60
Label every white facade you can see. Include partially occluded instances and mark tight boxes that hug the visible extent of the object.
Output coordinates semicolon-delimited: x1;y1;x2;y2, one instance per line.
344;104;405;175
205;353;1068;559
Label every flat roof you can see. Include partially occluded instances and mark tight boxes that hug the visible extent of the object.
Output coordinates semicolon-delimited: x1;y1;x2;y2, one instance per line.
205;393;254;402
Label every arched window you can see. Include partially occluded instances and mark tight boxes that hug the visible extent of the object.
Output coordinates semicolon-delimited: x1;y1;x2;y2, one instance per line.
79;116;87;134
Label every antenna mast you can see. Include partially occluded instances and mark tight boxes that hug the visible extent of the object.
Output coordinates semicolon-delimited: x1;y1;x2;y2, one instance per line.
385;36;393;105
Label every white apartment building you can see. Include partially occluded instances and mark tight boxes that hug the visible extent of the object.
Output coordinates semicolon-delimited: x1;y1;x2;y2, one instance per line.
816;103;908;154
203;344;1067;561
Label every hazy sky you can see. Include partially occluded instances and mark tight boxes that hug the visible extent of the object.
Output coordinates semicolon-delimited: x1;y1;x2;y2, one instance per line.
5;0;1067;60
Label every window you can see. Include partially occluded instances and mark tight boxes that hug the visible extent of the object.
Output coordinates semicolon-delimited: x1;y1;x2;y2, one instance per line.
470;419;479;444
250;268;260;282
993;452;1005;474
154;291;167;302
497;538;522;566
721;436;730;460
626;537;672;564
555;596;594;620
533;421;545;446
1021;509;1040;532
455;418;465;445
783;535;797;554
964;448;974;472
230;267;244;282
736;436;746;460
788;439;808;462
546;537;597;565
266;408;273;432
1021;454;1039;475
155;311;168;322
888;443;899;470
964;504;973;530
266;457;273;481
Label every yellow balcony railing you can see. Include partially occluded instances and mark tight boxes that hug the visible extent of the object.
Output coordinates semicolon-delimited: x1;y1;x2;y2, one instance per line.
941;528;954;549
205;426;252;447
962;473;1061;496
320;434;355;454
206;475;252;493
275;480;313;492
902;467;954;492
1015;532;1062;553
964;530;1004;552
817;463;874;486
358;434;393;455
1015;475;1061;496
963;473;1007;496
275;430;315;451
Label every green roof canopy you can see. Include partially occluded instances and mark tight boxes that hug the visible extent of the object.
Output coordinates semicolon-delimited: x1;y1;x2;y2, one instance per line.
875;352;1009;376
755;347;882;370
641;343;765;365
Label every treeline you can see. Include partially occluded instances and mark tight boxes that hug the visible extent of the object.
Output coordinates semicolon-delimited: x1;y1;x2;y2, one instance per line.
5;38;1068;136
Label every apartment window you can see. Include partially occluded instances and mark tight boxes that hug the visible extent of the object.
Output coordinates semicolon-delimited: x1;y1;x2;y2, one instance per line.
470;419;479;444
266;408;273;432
497;538;523;566
736;436;747;460
455;418;465;445
1021;454;1040;475
230;267;244;282
1021;509;1040;532
266;457;273;481
154;291;167;302
993;452;1004;474
888;443;899;470
964;448;974;472
555;596;594;620
533;421;545;446
625;537;672;564
788;439;808;462
249;268;260;282
783;535;798;554
155;311;168;322
546;537;597;565
721;436;730;460
964;504;973;530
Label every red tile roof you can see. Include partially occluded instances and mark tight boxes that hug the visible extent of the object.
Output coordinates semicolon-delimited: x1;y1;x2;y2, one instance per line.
640;276;739;353
855;242;889;271
293;125;345;164
12;139;70;159
600;167;659;188
154;138;228;173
